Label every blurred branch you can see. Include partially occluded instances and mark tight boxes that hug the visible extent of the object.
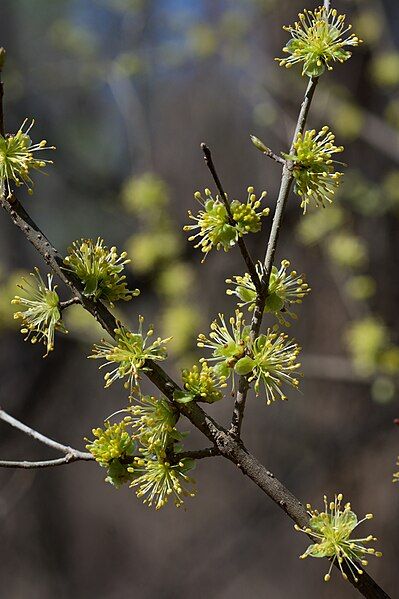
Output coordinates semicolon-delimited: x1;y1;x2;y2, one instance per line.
0;408;94;467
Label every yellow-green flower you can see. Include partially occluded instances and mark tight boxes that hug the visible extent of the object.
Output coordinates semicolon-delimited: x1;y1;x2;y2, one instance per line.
295;494;381;583
12;268;67;356
184;187;269;260
226;260;310;325
277;7;361;77
285;127;344;213
89;317;171;392
0;119;54;198
129;395;179;456
63;238;139;306
234;329;301;404
197;310;251;379
86;418;136;488
129;456;196;509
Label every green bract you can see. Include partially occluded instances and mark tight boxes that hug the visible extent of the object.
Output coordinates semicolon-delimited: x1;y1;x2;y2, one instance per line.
295;494;381;583
226;260;310;325
277;7;361;77
284;126;344;213
63;238;139;306
11;268;67;356
184;187;269;260
247;330;301;404
0;119;54;198
89;317;171;393
86;419;136;488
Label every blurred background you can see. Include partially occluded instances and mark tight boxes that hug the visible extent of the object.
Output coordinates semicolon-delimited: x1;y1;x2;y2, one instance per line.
0;0;398;597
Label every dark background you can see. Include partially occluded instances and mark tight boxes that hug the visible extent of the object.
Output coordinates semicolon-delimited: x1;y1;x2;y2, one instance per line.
0;1;398;598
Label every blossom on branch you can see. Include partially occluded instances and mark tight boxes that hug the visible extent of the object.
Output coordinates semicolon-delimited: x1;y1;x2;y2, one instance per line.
276;7;362;77
295;494;382;583
0;119;54;198
63;238;139;306
184;187;269;260
89;317;171;393
12;268;67;356
284;126;344;213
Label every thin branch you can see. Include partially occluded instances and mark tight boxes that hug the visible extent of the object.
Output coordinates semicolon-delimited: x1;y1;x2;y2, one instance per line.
230;76;319;438
60;296;81;310
201;143;263;295
175;447;220;460
0;408;93;462
0;455;94;469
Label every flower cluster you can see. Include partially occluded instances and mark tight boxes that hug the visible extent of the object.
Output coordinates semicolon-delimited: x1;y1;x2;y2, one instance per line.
197;310;250;379
11;268;67;356
198;312;301;403
285;127;344;213
276;7;361;77
129;456;196;510
0;119;54;198
226;260;310;325
89;317;171;393
86;419;136;488
242;330;301;404
184;187;269;260
63;238;139;306
295;494;381;583
394;457;399;484
129;395;179;456
177;362;227;404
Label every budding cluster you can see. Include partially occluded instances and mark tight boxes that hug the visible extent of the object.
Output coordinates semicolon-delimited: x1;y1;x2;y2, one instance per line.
226;260;310;325
295;494;381;583
63;238;139;306
0;119;54;198
276;7;362;77
89;317;171;393
285;127;344;213
86;419;136;488
180;362;227;404
184;187;269;260
12;268;67;356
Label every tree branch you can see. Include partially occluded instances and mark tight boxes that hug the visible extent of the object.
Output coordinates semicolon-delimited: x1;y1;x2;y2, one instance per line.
175;447;220;460
0;74;390;599
0;408;94;466
201;143;263;295
230;76;319;438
